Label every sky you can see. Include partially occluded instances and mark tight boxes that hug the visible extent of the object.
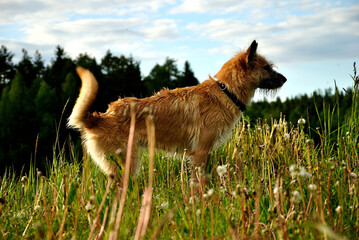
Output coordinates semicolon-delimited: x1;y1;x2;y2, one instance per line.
1;0;358;101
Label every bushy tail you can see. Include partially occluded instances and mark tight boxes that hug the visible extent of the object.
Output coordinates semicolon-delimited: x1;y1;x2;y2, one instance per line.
68;67;98;130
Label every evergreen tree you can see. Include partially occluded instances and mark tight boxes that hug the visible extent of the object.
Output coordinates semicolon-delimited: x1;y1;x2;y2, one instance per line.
0;45;15;88
177;61;199;87
33;50;45;79
144;57;179;94
99;51;144;111
17;49;37;87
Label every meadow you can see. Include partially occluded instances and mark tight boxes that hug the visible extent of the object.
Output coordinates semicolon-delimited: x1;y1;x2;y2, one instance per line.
0;64;358;239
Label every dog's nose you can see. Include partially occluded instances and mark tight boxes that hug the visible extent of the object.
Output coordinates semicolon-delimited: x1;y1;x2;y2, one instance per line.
279;73;287;83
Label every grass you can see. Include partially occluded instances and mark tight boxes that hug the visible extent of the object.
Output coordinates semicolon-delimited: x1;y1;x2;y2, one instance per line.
0;63;358;239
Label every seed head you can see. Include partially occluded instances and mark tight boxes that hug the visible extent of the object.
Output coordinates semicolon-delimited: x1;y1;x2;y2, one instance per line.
308;184;317;191
291;190;301;204
297;118;306;125
216;165;227;177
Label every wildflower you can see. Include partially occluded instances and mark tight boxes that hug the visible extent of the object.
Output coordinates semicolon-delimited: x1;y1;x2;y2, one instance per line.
21;176;28;182
350;172;357;179
299;166;310;178
308;184;317;191
203;189;214;198
291;190;301;204
160;201;169;209
297;117;306;125
85;202;93;212
196;209;201;216
34;205;41;211
335;205;341;213
289;164;297;178
284;133;290;140
216;165;227;177
232;191;237;198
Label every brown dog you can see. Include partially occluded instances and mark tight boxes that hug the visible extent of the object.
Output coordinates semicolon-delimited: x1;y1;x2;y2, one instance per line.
68;40;286;181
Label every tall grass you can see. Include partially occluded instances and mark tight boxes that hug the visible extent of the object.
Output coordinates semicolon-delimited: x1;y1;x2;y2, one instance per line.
0;63;358;239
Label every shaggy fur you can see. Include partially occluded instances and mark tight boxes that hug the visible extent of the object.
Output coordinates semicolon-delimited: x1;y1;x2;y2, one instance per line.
68;40;286;180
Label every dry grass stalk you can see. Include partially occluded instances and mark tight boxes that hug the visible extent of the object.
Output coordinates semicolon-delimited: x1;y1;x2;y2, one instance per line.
134;114;156;239
110;103;136;240
95;205;109;240
87;177;112;240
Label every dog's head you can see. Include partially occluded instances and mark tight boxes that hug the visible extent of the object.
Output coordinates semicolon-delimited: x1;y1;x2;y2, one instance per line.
214;40;286;96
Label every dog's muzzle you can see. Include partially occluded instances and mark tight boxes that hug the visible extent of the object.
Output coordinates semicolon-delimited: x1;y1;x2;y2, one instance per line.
258;71;287;89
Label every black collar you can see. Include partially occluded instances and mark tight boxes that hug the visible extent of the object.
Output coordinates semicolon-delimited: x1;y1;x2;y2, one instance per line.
217;81;246;112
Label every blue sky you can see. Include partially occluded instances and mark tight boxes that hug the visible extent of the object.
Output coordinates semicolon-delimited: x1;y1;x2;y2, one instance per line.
1;0;358;101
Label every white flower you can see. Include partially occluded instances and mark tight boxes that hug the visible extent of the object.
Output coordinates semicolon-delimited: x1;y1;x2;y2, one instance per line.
299;166;311;178
289;164;297;178
308;184;317;191
336;205;341;213
34;205;41;211
85;202;93;212
160;201;169;209
350;172;357;178
196;209;201;216
203;189;214;198
232;191;237;197
216;165;227;177
284;133;290;140
298;118;306;125
21;176;28;182
291;190;301;204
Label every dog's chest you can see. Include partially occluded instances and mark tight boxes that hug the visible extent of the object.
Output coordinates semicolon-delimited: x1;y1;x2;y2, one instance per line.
212;113;242;150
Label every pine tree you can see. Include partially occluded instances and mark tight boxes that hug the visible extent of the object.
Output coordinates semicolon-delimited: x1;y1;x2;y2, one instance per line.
0;45;15;88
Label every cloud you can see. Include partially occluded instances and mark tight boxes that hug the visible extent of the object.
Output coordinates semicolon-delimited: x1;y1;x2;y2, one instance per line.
141;19;179;41
186;3;359;64
0;0;175;26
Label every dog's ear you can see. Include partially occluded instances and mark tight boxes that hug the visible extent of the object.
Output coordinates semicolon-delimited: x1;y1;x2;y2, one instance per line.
246;40;258;67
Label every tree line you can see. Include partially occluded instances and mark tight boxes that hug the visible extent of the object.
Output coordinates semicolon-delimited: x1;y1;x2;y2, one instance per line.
0;45;356;175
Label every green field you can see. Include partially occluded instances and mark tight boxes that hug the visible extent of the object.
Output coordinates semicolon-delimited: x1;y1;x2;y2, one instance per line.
0;67;358;239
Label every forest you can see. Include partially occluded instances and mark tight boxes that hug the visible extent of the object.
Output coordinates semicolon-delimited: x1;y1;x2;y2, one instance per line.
0;45;355;175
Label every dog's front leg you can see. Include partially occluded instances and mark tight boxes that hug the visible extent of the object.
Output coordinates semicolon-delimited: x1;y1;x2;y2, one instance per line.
190;149;211;185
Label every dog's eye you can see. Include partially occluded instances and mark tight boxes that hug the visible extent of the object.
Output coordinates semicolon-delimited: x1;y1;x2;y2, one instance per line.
263;65;272;72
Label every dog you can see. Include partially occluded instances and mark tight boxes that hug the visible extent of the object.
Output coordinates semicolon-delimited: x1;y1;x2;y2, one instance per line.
68;40;286;181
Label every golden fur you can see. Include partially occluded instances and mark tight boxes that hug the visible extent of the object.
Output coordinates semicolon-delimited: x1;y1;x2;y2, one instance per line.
68;40;286;180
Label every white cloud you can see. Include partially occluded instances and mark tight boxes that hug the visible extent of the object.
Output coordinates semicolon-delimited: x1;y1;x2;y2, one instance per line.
141;19;179;41
186;3;359;64
0;0;175;25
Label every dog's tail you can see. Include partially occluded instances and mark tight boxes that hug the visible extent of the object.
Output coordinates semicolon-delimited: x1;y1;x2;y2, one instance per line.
68;67;98;130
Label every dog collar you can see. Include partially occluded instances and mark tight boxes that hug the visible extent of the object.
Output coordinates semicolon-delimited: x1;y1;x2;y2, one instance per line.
217;81;246;112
